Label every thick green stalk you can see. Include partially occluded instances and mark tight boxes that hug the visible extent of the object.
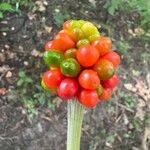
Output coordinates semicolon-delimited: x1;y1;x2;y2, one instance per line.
67;99;85;150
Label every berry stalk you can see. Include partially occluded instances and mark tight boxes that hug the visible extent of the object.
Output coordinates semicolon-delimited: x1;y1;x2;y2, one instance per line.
67;99;85;150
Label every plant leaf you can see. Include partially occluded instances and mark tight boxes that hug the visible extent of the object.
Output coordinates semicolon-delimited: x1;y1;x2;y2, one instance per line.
38;95;46;105
18;71;26;78
17;79;24;86
25;77;33;83
53;11;70;27
0;3;14;12
0;12;3;18
104;0;122;16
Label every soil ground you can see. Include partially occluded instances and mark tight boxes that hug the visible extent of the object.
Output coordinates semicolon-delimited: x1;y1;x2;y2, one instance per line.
0;0;150;150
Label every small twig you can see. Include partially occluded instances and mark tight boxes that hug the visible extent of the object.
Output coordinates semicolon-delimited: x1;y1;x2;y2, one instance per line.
41;115;52;122
119;68;139;82
146;73;150;89
112;101;134;113
115;110;124;123
113;93;134;113
0;136;18;141
142;127;150;150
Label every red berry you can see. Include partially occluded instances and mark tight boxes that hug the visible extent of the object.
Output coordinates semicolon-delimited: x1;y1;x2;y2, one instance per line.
44;40;61;51
57;78;78;99
43;70;64;88
79;69;100;90
63;20;72;30
92;36;112;56
76;44;99;67
79;90;99;107
99;88;112;100
93;59;115;80
54;32;75;51
101;74;120;89
101;51;121;68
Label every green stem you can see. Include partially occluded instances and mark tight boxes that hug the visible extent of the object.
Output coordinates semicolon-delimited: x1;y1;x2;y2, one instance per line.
67;99;85;150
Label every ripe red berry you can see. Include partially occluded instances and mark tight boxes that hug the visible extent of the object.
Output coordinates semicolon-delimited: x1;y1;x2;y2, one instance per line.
76;44;99;67
43;70;64;89
79;90;99;107
101;74;120;89
44;40;61;51
79;69;100;90
57;78;78;99
92;36;112;56
101;51;121;68
93;59;115;80
63;20;72;30
99;88;112;100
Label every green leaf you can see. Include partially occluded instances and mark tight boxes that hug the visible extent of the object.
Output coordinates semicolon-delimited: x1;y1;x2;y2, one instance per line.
124;133;130;138
109;0;121;15
104;1;111;8
38;95;46;105
53;11;70;27
17;79;24;86
0;3;14;12
106;133;116;143
104;0;122;16
24;99;34;109
0;12;3;18
25;77;33;83
18;71;26;78
48;101;55;111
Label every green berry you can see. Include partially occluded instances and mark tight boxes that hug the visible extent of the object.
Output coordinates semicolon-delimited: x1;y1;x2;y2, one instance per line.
60;58;81;77
64;48;77;59
43;50;64;67
41;79;57;93
72;28;85;41
96;85;104;96
88;32;100;42
69;20;86;29
76;39;90;48
81;22;98;37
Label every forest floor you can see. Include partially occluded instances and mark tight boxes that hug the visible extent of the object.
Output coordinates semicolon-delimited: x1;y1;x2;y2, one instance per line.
0;0;150;150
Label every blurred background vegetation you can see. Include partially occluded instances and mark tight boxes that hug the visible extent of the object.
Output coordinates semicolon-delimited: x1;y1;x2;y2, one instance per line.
0;0;150;150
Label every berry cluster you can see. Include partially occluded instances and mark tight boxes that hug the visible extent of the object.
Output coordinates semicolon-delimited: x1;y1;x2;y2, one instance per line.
41;20;121;107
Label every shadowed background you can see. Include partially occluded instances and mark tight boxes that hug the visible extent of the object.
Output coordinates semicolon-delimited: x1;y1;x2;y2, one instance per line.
0;0;150;150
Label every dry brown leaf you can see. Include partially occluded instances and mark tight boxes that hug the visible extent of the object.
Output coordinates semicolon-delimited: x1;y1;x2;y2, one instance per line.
124;83;137;92
35;0;46;12
134;27;144;36
5;71;12;78
123;113;129;125
0;88;7;95
142;127;150;150
128;27;144;37
0;65;12;73
0;52;6;62
27;12;37;20
45;26;52;33
31;49;42;57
